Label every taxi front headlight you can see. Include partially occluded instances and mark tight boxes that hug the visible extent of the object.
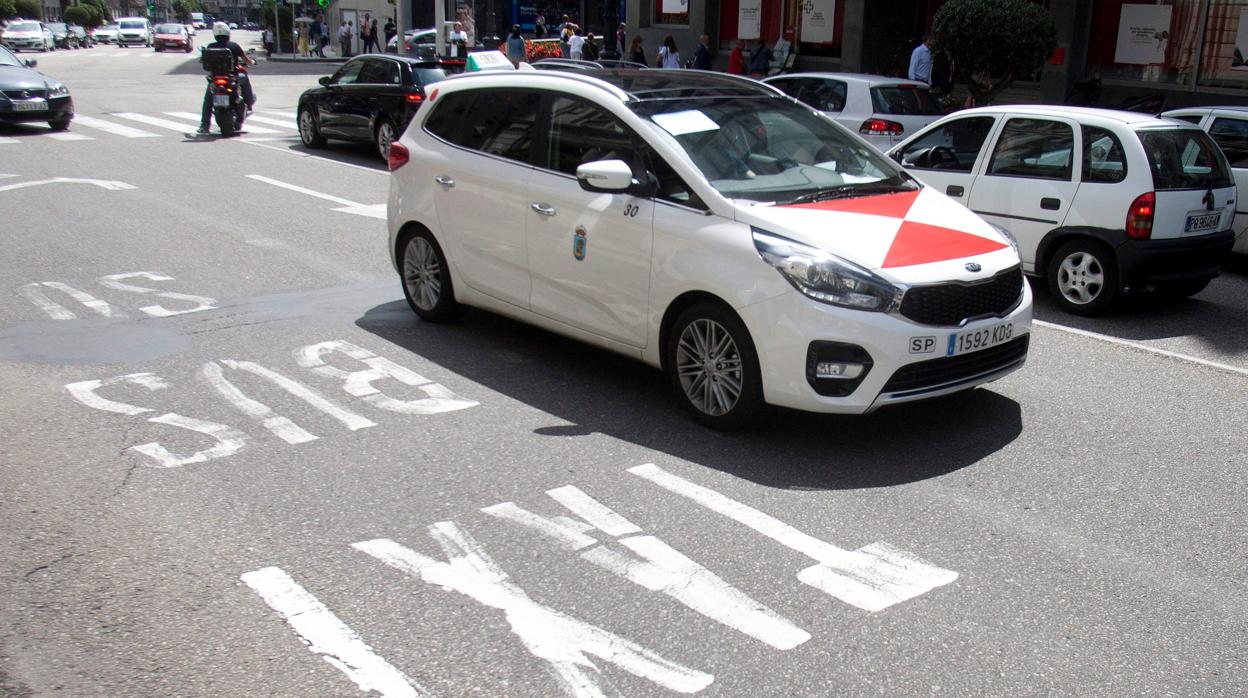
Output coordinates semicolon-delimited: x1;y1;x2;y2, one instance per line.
753;228;899;312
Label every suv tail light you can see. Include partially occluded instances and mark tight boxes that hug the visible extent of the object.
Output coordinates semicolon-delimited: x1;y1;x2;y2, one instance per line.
405;92;424;103
388;141;410;171
860;118;904;136
1126;191;1155;239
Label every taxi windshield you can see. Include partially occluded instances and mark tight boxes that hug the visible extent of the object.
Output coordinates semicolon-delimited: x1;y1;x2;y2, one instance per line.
632;96;913;204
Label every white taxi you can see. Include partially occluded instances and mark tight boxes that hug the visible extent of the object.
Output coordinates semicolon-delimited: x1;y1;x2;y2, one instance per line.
386;70;1031;428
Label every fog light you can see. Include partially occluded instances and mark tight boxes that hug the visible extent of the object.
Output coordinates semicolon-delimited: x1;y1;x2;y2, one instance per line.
815;362;864;379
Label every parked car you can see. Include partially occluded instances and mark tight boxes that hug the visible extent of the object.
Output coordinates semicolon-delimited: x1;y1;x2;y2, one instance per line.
387;70;1032;428
1162;106;1248;256
387;28;436;54
890;106;1236;315
1;21;55;52
45;22;78;49
115;17;152;48
763;73;945;151
93;24;120;44
298;55;451;162
0;44;74;130
531;58;610;72
68;24;90;47
152;22;192;52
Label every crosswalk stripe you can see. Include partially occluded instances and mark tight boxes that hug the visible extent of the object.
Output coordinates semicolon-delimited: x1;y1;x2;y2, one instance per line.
259;109;298;121
72;115;160;138
0;137;17;144
163;111;283;134
113;112;197;133
245;115;297;129
43;132;93;141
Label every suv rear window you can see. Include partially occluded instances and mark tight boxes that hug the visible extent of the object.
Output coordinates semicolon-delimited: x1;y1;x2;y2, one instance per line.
1137;128;1234;190
870;85;943;116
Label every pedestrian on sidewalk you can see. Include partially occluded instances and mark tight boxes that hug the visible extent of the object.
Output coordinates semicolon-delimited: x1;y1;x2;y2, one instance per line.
309;15;323;57
339;21;352;57
506;24;526;65
908;31;934;84
298;24;309;56
748;40;773;77
384;18;396;48
692;34;711;70
727;39;744;75
319;18;330;57
628;35;645;66
656;35;680;69
534;15;547;39
368;19;379;54
568;27;585;60
616;23;627;57
582;32;599;61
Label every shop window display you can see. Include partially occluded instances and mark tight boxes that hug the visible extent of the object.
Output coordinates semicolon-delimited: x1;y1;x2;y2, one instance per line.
1199;0;1248;88
1086;0;1203;86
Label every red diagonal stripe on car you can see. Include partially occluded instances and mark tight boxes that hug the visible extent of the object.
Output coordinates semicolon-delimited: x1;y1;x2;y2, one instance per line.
882;221;1008;268
781;189;921;218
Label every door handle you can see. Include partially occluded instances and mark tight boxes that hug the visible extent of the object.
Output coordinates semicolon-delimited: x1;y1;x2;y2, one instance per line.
434;176;454;188
1040;197;1061;211
946;185;965;197
531;202;556;216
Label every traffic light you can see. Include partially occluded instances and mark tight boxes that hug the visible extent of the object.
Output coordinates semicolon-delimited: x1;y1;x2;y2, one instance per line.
146;2;155;13
318;0;329;7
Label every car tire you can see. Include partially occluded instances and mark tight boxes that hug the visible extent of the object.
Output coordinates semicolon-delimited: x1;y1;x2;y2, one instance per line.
665;302;766;430
375;118;397;163
298;106;326;147
1046;239;1120;316
48;119;71;131
1154;278;1210;298
399;230;465;322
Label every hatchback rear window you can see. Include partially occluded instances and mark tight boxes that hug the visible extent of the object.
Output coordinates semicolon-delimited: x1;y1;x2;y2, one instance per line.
870;85;943;116
1137;128;1234;190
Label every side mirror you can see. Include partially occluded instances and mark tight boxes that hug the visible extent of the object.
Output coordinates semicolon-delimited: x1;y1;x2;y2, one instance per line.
888;149;902;163
24;59;37;68
576;159;634;193
318;76;332;86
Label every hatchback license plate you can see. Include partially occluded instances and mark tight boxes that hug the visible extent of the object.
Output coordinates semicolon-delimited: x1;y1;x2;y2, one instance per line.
948;322;1013;357
13;99;47;112
1184;211;1220;233
213;94;231;107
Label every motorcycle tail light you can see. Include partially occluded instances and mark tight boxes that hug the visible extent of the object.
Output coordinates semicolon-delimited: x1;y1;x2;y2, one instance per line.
1126;191;1155;240
213;77;230;87
388;142;410;171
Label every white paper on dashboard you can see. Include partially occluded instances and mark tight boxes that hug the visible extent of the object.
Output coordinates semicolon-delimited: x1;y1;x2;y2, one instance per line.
652;110;721;136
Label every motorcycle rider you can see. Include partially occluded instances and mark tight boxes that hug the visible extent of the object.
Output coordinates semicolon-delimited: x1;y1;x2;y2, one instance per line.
198;22;256;135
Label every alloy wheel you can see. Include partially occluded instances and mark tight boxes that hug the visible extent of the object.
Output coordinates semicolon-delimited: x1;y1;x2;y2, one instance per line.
298;110;316;144
377;122;395;162
675;318;743;417
403;237;441;311
1057;251;1104;305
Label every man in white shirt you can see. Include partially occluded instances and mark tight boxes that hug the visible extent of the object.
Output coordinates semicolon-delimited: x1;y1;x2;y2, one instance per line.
568;28;586;60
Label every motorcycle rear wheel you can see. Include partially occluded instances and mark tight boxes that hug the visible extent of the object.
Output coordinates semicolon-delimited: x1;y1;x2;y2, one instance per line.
214;106;235;137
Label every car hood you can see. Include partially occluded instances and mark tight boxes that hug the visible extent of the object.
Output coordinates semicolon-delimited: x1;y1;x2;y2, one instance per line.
4;30;39;37
732;185;1021;285
0;66;47;90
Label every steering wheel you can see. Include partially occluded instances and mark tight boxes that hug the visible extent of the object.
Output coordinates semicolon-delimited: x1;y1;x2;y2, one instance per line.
927;146;959;168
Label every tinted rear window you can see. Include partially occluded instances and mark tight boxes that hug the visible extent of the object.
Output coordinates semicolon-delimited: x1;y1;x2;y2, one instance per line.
1138;128;1234;190
411;67;447;86
871;85;943;116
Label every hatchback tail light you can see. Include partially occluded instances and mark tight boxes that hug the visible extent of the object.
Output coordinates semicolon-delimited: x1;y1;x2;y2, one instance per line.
388;141;410;171
860;118;904;136
405;92;424;103
1126;191;1155;239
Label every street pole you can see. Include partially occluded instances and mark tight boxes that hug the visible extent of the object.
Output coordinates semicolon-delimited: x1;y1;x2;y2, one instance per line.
435;0;445;57
273;3;281;54
394;0;407;56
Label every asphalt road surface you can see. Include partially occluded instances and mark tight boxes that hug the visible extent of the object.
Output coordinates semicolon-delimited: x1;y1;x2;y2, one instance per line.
2;35;1246;697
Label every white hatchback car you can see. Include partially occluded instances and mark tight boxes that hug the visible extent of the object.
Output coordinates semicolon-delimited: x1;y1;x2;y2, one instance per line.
387;70;1031;428
1162;106;1248;255
763;73;945;151
889;106;1237;315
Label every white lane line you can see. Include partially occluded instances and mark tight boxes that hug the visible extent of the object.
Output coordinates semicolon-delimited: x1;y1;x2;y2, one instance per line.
1034;319;1248;378
245;173;364;207
629;463;959;612
259;109;298;120
0;137;18;144
163;111;283;134
246;114;298;129
112;112;196;133
236;138;389;175
72;114;160;138
42;132;93;141
241;567;425;698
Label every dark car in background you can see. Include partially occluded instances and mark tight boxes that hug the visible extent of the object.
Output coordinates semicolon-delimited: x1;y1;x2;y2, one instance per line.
45;22;79;49
297;54;456;162
0;45;74;130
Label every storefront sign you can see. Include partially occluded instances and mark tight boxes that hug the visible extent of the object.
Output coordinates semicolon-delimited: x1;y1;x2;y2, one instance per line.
1114;4;1172;65
800;0;836;44
661;0;688;14
739;0;761;40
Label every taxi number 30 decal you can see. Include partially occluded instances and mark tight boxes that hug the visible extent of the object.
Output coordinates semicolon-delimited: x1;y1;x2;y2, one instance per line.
623;203;640;218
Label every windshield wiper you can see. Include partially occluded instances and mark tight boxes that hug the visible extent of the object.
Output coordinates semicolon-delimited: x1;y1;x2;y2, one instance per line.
784;181;918;206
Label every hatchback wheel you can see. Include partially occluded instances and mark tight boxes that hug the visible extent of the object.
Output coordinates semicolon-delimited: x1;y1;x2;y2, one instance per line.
1046;239;1119;316
666;303;765;430
400;231;464;322
375;118;397;163
298;107;325;147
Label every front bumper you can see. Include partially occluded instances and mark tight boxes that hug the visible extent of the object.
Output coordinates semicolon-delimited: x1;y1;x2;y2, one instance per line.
118;34;147;44
0;95;74;124
737;282;1033;414
1116;229;1234;288
3;38;44;49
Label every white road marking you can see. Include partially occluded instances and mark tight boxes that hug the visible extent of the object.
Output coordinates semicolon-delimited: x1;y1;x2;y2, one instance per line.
295;340;479;415
1034;319;1248;379
237;139;389;176
258;109;298;120
22;281;119;319
133;412;247;468
246;174;365;207
43;132;93;141
485;487;810;650
65;373;166;415
355;527;714;696
72;114;160;138
163;111;283;134
97;271;217;317
0;178;135;192
241;566;425;698
629;463;958;612
0;137;17;144
245;114;298;129
113;112;197;133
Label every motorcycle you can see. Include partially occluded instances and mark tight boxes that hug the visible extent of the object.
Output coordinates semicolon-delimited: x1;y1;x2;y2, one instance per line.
202;46;247;137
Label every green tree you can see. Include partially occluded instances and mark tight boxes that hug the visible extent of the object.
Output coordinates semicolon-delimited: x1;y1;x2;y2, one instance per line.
933;0;1057;106
0;0;17;20
171;0;199;23
82;0;111;24
13;0;40;19
63;4;91;26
